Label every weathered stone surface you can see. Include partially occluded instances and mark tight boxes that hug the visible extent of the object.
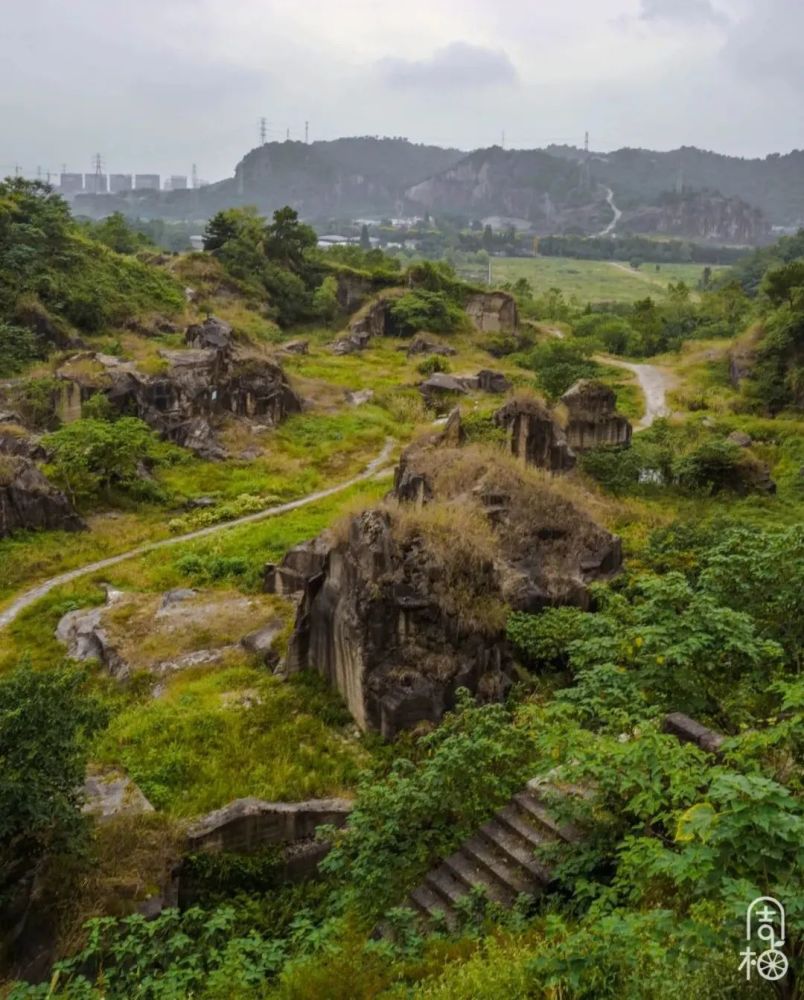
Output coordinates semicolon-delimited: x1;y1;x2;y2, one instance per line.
0;424;46;461
465;292;518;333
346;389;374;406
282;439;621;737
82;771;155;822
185;315;233;351
405;335;457;357
281;338;309;355
419;373;470;398
186;797;353;855
560;379;632;451
264;534;333;596
332;297;393;354
0;455;84;538
662;712;725;755
727;430;752;447
476;369;512;394
493;398;576;472
336;272;374;312
55;346;301;459
240;620;284;667
55;591;129;679
729;347;755;387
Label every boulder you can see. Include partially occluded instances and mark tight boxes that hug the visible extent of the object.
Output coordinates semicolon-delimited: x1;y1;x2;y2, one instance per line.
281;441;621;738
560;379;632;451
493;398;576;472
476;369;512;394
281;339;309;355
419;373;470;399
240;619;284;667
465;292;518;333
727;430;752;448
729;347;755;387
405;335;457;357
82;771;155;822
346;389;374;406
185;316;233;351
264;534;333;596
0;423;46;461
0;455;84;538
55;593;129;679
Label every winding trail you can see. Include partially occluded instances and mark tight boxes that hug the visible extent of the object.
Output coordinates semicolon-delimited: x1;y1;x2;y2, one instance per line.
598;187;621;237
596;356;676;429
0;439;395;631
541;325;675;430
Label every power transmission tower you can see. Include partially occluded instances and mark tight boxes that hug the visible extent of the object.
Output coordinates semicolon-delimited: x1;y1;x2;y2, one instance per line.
286;127;290;141
259;117;267;144
305;120;309;144
584;130;589;154
501;130;505;149
192;163;198;189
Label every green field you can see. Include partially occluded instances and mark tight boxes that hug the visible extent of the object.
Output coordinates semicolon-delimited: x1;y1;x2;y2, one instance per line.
481;256;729;304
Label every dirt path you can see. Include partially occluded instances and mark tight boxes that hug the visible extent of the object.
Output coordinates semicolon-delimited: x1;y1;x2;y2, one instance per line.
598;187;622;237
0;439;395;631
542;325;675;427
598;356;676;429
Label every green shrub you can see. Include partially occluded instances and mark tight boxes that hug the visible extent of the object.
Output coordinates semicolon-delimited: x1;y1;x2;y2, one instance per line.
388;290;467;336
521;339;598;399
0;322;42;377
416;354;451;376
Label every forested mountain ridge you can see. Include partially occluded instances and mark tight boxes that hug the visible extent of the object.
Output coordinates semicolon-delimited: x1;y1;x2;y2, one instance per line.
73;137;804;242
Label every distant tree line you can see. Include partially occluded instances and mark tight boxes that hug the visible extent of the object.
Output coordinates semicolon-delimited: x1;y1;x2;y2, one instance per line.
536;234;749;265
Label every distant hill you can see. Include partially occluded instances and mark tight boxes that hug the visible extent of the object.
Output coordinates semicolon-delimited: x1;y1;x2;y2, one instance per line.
70;136;804;244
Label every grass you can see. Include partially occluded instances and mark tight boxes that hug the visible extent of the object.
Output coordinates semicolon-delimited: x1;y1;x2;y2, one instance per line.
486;257;730;304
94;666;365;817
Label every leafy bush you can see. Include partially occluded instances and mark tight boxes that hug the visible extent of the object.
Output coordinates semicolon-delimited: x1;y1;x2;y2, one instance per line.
0;322;42;377
388;289;467;336
0;664;106;912
521;339;599;399
44;417;179;507
321;691;537;914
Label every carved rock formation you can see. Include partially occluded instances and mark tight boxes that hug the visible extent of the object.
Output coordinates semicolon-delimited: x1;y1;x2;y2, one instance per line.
559;379;632;451
465;292;518;333
55;345;301;460
0;455;84;538
273;430;621;737
493;398;576;472
185;315;233;351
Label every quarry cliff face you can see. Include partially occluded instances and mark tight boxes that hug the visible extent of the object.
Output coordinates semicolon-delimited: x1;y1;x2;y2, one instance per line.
267;420;622;738
621;191;770;244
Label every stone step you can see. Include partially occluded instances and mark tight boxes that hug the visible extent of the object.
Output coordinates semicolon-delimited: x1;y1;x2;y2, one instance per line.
513;791;582;844
496;804;552;851
425;866;468;909
478;820;553;885
442;849;516;907
462;835;542;897
409;884;456;930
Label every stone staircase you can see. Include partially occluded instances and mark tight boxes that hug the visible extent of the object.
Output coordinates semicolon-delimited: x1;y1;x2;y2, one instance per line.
401;782;581;931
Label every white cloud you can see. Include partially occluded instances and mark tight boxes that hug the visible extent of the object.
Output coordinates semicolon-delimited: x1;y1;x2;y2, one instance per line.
378;43;518;90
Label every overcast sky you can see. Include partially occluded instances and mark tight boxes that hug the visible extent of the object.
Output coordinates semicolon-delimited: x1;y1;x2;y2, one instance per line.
2;0;801;183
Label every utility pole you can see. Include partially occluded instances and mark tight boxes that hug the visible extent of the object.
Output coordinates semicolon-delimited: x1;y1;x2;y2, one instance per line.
487;255;492;287
259;117;267;144
305;120;309;144
584;130;589;154
501;129;505;149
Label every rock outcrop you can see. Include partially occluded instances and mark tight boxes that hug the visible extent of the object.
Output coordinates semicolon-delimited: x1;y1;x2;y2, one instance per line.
465;292;518;333
332;297;394;354
185;315;233;351
55;342;301;459
420;370;512;402
559;380;632;451
493;398;576;472
405;335;457;357
0;455;84;538
273;429;621;737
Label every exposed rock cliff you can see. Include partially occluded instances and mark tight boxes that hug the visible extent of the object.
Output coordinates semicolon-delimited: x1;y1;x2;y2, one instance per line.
0;455;84;538
620;190;770;244
559;380;632;451
465;293;518;333
269;427;621;737
55;334;302;459
493;397;576;472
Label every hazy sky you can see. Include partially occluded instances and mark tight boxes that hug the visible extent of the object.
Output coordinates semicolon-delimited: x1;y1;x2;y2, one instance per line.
2;0;801;183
